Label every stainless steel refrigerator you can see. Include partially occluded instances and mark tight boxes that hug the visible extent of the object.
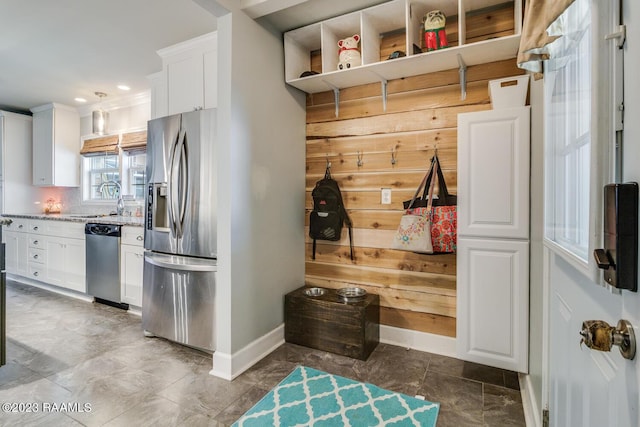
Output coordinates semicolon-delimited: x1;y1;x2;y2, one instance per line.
142;108;217;352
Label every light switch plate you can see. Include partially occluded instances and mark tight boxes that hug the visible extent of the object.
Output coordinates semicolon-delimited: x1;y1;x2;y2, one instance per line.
381;188;392;204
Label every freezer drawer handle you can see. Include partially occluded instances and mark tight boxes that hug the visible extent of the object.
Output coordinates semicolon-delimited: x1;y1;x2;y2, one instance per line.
144;254;217;272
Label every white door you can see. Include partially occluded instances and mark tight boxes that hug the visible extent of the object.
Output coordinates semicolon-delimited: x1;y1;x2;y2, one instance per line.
545;1;640;425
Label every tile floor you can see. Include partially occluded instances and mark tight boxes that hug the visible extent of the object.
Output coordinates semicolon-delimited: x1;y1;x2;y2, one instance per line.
0;280;526;426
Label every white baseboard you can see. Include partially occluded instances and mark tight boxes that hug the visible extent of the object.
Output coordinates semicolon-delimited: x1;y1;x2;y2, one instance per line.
380;324;456;357
8;274;94;303
9;274;142;316
210;323;457;380
210;324;285;380
519;373;541;427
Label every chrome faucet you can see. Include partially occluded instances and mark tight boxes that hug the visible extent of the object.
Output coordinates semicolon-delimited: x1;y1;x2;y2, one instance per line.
99;180;124;216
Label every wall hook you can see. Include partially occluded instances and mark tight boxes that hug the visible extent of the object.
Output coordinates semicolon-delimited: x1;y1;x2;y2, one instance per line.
357;151;364;167
391;148;397;165
326;154;332;170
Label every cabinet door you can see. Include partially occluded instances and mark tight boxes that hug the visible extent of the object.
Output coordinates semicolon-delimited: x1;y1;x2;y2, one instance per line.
4;230;18;274
148;71;168;120
121;244;143;306
32;108;54;186
167;55;204;115
457;107;530;239
203;49;217;109
63;237;86;293
456;238;529;372
44;238;65;286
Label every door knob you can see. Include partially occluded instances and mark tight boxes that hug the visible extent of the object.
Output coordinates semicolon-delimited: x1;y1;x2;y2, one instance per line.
580;319;636;360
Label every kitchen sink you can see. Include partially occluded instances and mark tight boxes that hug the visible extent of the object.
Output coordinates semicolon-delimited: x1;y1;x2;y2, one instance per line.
68;214;107;218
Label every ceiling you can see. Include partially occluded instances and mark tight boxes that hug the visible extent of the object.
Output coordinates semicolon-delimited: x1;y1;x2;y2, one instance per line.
0;0;390;115
256;0;389;32
0;0;217;114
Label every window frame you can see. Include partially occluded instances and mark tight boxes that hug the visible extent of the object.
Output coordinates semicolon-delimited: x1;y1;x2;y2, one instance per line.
80;133;147;206
542;0;616;283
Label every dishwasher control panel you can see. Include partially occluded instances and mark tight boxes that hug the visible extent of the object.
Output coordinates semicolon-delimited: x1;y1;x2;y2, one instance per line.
85;223;121;237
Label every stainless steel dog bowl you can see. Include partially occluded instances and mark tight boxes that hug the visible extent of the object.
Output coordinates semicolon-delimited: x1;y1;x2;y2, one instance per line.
337;287;367;302
304;287;326;297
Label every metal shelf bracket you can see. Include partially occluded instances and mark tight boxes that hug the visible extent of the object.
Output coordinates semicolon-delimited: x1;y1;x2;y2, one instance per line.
457;54;467;101
381;78;388;112
370;71;389;112
324;81;340;118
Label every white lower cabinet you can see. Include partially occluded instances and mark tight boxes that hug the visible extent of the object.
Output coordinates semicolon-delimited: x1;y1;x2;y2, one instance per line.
44;236;85;293
120;226;144;307
4;230;28;276
456;238;529;372
4;219;146;303
3;218;86;294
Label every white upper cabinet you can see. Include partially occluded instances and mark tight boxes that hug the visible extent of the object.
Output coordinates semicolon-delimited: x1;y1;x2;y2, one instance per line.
30;103;80;187
284;0;522;93
152;32;218;118
457;106;530;239
0;111;34;213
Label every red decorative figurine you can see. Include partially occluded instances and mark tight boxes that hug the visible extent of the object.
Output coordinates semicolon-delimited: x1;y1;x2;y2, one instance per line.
423;10;448;52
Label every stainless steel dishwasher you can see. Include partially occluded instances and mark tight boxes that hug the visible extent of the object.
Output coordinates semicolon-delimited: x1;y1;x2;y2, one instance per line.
85;223;128;309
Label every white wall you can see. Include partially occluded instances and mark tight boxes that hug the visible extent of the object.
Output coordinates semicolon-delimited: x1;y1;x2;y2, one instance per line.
195;0;307;377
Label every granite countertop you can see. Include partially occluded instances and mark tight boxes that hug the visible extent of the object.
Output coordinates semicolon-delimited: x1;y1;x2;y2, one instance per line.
2;213;145;227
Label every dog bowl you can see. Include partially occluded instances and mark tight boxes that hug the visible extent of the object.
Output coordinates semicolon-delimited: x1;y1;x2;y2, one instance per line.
337;287;367;302
304;287;326;297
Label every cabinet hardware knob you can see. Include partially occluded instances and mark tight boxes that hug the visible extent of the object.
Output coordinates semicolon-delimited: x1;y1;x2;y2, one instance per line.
18;224;23;229
33;271;38;276
33;254;38;259
33;240;38;245
137;235;143;241
33;226;38;231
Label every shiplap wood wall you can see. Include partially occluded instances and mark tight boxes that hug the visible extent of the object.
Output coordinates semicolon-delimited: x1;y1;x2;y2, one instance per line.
304;3;525;338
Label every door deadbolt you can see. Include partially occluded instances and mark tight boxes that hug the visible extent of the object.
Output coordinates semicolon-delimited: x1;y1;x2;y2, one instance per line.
580;319;636;360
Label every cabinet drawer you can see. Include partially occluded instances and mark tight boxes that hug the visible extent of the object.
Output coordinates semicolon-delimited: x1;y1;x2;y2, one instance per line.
121;226;144;246
45;220;85;238
29;235;46;249
4;217;28;233
28;220;47;234
28;247;46;264
28;264;44;281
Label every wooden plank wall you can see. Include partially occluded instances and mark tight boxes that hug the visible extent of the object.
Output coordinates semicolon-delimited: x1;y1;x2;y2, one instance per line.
303;3;524;337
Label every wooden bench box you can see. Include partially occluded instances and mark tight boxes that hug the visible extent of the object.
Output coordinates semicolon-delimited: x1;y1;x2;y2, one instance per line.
284;286;379;360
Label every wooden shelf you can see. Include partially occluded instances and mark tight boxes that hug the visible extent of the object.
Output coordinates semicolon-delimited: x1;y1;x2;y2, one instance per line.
284;0;522;94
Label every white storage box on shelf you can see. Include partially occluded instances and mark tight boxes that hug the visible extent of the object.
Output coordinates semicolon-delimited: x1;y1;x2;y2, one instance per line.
489;75;530;109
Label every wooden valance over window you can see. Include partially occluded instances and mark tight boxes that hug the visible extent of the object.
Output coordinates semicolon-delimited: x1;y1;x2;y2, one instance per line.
80;135;119;156
120;130;147;153
517;0;576;76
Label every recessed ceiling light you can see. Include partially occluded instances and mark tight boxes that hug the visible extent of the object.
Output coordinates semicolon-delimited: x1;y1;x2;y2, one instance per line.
117;85;130;91
75;97;87;103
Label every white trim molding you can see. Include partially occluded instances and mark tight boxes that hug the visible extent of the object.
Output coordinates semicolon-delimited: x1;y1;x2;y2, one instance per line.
209;323;457;381
380;325;456;357
210;324;285;380
520;373;542;427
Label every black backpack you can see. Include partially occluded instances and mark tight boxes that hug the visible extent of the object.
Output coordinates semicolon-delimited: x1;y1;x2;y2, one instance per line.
309;166;354;261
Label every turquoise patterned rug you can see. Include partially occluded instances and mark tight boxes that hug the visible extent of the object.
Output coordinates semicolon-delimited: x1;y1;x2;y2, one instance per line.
232;366;439;426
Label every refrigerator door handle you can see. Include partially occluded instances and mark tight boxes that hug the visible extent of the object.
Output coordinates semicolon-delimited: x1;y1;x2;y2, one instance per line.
168;129;185;238
177;131;189;236
144;252;217;272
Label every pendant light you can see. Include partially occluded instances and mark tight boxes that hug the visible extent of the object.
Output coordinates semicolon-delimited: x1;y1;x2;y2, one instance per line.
92;91;109;135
